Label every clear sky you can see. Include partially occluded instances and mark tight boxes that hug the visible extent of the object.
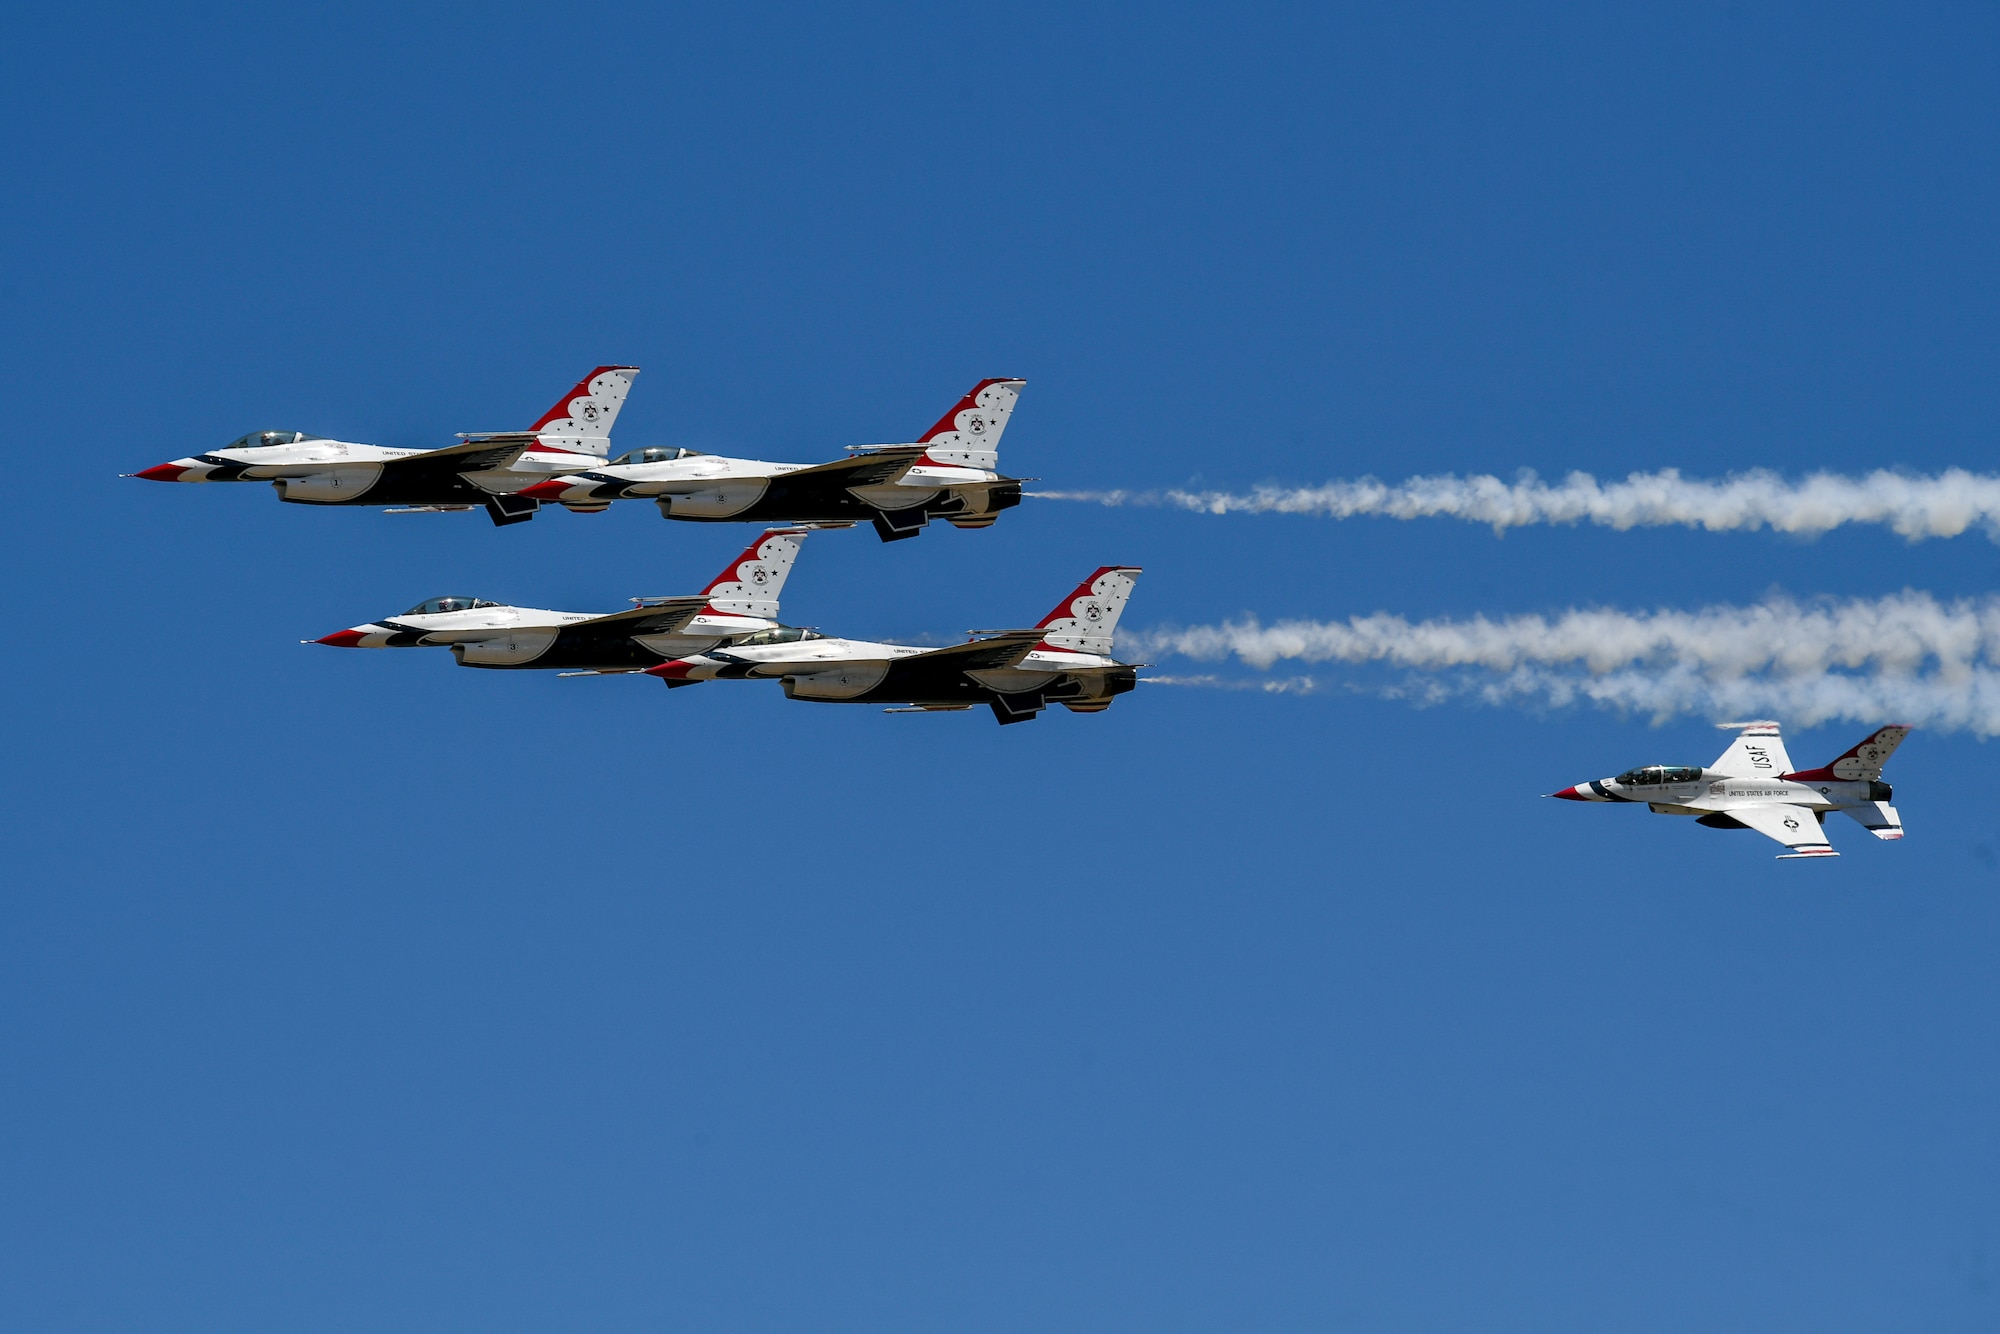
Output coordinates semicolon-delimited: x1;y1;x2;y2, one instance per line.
4;3;1999;1330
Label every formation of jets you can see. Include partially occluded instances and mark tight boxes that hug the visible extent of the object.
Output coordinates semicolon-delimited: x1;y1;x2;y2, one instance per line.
133;363;1917;842
133;368;1026;539
140;366;1143;727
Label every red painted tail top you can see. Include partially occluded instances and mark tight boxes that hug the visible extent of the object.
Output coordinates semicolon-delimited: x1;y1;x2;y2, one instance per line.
699;528;810;619
915;378;1025;470
1034;566;1143;656
528;366;640;455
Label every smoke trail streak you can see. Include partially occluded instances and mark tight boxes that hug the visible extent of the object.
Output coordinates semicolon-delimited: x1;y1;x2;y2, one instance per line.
1125;592;2000;733
1034;467;2000;540
1143;673;1321;694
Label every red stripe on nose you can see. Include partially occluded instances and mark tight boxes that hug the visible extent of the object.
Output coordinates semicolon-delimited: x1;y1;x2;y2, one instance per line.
1548;786;1588;800
133;463;188;481
644;660;692;679
515;480;572;500
315;629;368;647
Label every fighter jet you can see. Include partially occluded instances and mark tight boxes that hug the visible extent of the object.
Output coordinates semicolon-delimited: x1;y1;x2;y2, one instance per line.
514;378;1028;541
642;565;1143;724
310;528;810;672
130;366;640;526
1550;720;1909;859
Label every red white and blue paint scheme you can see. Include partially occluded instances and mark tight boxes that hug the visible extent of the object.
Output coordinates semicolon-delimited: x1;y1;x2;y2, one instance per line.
1550;721;1909;859
130;367;640;527
311;529;810;672
647;566;1144;724
514;378;1029;542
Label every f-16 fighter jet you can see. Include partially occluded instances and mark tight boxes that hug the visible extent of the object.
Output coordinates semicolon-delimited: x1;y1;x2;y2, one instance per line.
310;528;809;672
130;366;640;527
643;565;1143;724
514;377;1028;541
1550;721;1909;859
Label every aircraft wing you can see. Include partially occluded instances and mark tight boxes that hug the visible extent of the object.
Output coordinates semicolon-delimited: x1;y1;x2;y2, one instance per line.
623;448;931;497
1726;803;1838;859
766;447;927;486
380;435;539;482
882;630;1046;674
556;597;712;640
1709;721;1794;778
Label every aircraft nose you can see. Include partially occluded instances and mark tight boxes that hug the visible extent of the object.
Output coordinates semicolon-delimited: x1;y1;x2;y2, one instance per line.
314;629;369;647
515;479;573;500
131;462;190;481
1547;785;1589;800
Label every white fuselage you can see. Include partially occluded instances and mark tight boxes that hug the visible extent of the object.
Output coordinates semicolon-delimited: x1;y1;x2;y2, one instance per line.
533;451;1006;518
656;636;1125;703
144;438;590;499
1554;768;1902;843
328;604;776;666
1576;771;1880;815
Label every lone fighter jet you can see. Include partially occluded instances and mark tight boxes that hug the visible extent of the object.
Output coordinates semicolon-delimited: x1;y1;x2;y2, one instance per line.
130;366;640;526
514;377;1028;541
311;528;809;672
1550;720;1909;859
644;565;1144;724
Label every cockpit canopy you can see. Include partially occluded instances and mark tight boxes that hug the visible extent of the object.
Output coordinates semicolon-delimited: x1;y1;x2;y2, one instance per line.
609;446;705;466
225;430;322;450
731;625;824;646
403;595;501;615
1614;765;1705;786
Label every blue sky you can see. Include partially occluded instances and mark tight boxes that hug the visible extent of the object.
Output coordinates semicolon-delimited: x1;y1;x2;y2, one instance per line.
4;3;1999;1329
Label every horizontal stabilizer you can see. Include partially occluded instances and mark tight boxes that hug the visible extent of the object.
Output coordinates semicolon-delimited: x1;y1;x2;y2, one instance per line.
1838;801;1905;840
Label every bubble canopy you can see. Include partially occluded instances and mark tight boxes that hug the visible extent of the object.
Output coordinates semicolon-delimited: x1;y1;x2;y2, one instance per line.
731;626;824;646
1614;765;1706;786
402;596;501;615
224;431;321;450
609;446;704;465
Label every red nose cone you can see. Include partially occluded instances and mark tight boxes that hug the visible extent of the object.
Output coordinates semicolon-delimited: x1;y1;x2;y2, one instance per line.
644;660;692;679
515;479;572;500
1548;786;1587;801
133;463;188;482
315;629;368;647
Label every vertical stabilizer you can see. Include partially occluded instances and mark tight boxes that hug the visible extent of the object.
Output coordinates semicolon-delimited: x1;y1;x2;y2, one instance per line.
531;366;640;456
700;528;808;618
915;378;1025;472
1035;567;1143;656
1710;721;1793;778
1788;724;1912;781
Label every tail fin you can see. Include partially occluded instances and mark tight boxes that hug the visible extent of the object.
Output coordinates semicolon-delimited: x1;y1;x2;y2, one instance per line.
530;366;640;457
915;378;1025;472
700;528;808;618
1786;724;1912;782
1709;721;1793;777
1034;566;1143;656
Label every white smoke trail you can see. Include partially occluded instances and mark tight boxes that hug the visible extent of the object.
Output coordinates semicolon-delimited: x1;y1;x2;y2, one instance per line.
1034;467;2000;540
1143;673;1321;694
1124;591;2000;733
